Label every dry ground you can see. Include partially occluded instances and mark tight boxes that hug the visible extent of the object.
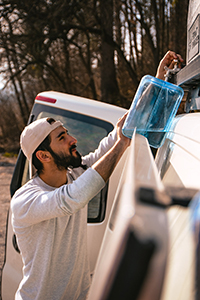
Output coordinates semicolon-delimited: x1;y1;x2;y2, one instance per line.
0;154;17;299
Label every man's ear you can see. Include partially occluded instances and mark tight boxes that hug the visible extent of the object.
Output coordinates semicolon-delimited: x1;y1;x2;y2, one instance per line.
36;150;51;163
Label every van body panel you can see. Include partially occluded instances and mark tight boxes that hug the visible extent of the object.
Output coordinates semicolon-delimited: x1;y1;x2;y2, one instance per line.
156;113;200;189
155;113;198;300
34;91;126;124
88;133;169;300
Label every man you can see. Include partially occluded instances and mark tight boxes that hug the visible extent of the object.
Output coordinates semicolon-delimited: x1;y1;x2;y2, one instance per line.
11;51;183;300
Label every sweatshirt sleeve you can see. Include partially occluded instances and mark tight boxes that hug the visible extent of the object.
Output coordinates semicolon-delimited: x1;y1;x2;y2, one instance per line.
82;127;117;167
11;168;105;227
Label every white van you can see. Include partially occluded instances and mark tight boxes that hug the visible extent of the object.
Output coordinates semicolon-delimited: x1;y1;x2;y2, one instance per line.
1;89;200;300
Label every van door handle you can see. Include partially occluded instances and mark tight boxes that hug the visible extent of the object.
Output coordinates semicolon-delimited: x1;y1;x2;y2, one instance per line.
12;234;20;253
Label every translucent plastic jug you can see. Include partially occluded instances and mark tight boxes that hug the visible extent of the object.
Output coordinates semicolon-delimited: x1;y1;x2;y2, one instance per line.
122;75;184;148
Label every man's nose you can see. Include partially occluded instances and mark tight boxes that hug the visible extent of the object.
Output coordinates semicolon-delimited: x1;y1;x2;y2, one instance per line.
69;136;77;145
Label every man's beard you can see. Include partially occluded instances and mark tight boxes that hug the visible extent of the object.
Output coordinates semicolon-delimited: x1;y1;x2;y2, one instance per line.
50;145;82;170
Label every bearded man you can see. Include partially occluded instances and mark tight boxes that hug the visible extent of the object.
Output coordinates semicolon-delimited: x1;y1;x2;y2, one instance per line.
11;113;130;300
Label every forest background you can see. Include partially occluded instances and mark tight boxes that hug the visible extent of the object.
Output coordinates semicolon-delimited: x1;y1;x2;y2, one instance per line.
0;0;189;154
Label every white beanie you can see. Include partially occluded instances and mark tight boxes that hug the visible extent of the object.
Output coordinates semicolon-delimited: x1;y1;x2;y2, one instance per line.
20;118;63;161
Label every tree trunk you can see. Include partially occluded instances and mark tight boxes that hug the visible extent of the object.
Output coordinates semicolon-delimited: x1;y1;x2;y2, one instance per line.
100;0;121;104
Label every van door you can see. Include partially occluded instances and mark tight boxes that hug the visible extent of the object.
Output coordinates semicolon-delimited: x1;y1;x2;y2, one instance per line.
88;133;169;300
155;113;199;299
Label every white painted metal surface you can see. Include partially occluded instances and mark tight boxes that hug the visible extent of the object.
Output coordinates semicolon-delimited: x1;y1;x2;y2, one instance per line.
156;113;200;189
156;113;198;300
35;91;126;124
88;133;169;300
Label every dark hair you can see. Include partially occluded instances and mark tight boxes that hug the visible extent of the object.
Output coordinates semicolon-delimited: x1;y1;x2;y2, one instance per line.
32;134;52;174
32;118;55;174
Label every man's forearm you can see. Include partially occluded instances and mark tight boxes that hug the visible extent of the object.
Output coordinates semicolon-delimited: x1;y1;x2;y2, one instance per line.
92;140;128;182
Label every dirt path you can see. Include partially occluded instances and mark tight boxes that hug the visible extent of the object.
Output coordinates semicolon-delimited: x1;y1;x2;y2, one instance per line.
0;154;16;299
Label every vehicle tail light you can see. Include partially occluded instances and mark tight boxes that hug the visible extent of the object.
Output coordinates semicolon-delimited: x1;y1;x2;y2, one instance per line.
35;95;57;103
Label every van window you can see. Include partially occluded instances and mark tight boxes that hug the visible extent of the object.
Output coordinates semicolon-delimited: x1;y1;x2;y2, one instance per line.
37;111;108;156
21;104;113;223
157;136;200;189
157;139;185;187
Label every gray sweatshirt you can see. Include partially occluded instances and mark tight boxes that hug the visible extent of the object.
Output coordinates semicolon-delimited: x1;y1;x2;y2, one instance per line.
11;129;117;300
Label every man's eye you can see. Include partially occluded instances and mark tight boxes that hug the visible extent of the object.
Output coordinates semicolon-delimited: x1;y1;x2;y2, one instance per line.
59;136;64;140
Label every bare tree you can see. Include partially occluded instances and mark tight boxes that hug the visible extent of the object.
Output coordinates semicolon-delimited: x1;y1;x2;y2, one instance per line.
0;0;189;152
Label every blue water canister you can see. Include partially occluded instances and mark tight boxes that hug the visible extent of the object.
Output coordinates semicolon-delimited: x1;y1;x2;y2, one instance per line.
122;75;184;148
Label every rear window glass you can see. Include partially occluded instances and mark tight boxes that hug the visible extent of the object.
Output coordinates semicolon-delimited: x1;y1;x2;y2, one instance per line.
37;111;108;156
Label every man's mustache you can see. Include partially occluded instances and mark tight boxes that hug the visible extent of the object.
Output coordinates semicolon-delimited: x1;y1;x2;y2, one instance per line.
69;144;77;155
